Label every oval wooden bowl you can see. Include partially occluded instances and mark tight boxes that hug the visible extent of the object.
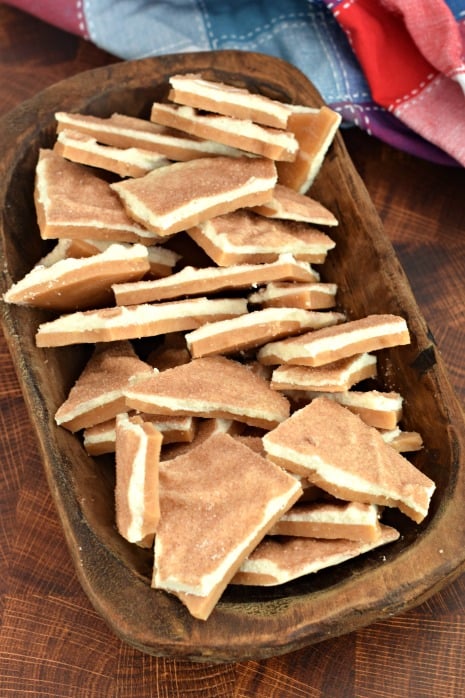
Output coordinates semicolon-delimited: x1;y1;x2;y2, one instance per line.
1;50;465;663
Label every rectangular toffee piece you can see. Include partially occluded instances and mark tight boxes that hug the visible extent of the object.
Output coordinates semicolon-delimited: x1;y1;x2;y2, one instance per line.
115;413;163;548
3;243;150;312
110;156;277;237
168;73;295;129
54;129;171;178
185;308;345;358
231;525;400;587
34;149;160;244
62;238;180;278
124;355;290;430
277;105;342;193
35;296;248;347
55;111;246;160
248;280;338;310
153;432;303;620
270;353;377;392
303;389;404;430
112;254;318;306
188;209;335;266
83;413;196;456
150;102;299;161
263;396;436;523
268;501;382;542
257;314;410;366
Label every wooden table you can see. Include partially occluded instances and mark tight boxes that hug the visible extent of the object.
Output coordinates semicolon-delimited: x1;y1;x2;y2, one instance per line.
1;4;464;696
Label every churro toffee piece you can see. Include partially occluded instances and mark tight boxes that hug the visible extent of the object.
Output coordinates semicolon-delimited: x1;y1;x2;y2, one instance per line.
149;102;299;161
248;280;337;310
54;129;170;178
269;500;382;542
61;237;180;278
124;355;290;430
257;314;410;366
153;432;303;620
3;243;150;312
263;397;435;523
231;524;400;587
110;156;277;237
54;340;153;432
55;111;245;160
277;105;342;193
271;353;377;393
115;413;163;548
83;413;196;456
112;254;318;306
188;209;335;266
168;73;295;129
185;308;345;359
304;389;404;430
34;150;159;244
250;183;339;225
35;296;247;347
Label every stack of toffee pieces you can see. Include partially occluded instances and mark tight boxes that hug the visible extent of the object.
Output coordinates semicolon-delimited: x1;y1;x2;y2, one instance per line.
4;74;434;620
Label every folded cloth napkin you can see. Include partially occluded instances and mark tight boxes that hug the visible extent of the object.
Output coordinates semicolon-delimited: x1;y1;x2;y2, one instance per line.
6;0;465;166
326;0;465;166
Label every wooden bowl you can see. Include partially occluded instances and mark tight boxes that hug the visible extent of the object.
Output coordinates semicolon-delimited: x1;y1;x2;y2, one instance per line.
1;50;465;663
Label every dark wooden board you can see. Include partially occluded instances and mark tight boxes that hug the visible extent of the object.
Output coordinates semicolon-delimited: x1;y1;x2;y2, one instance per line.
1;49;465;662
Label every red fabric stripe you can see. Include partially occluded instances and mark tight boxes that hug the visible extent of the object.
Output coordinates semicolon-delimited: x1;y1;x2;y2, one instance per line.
333;0;436;107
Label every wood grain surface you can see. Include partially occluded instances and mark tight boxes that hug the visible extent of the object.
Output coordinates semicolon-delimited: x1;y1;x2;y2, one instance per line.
1;3;465;696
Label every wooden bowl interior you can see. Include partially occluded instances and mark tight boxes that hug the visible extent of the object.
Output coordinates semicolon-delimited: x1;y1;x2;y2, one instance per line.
0;52;463;661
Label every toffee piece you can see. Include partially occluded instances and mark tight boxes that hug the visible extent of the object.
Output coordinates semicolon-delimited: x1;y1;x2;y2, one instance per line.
111;156;277;237
232;525;400;586
263;396;435;523
54;340;153;432
124;355;290;430
153;432;303;619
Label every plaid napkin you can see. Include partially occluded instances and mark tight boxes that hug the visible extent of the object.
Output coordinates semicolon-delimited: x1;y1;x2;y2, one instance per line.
7;0;465;166
326;0;465;166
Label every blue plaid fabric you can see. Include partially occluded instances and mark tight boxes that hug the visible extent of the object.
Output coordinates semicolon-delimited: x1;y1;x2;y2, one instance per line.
82;0;464;164
84;0;370;108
